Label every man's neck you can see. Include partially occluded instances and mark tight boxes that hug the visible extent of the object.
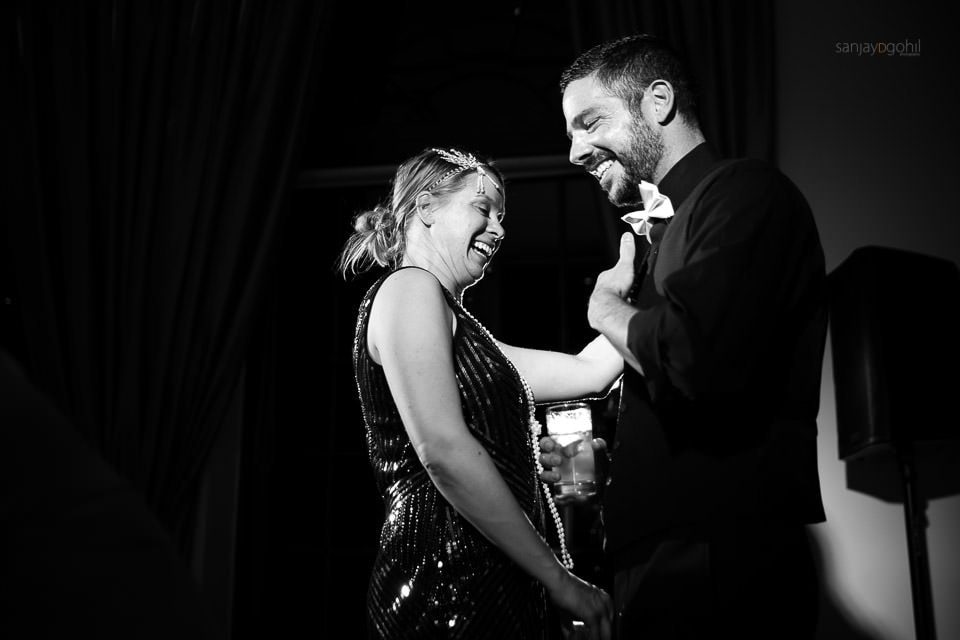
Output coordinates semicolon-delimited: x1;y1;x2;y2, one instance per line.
653;127;706;185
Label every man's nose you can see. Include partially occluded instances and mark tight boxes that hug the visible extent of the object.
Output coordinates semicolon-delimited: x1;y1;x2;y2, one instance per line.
568;133;592;166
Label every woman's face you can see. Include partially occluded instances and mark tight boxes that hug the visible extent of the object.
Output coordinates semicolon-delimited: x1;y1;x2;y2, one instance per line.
427;174;505;292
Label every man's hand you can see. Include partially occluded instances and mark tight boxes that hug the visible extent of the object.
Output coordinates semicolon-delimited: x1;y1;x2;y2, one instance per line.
594;232;636;297
588;233;636;329
585;233;645;375
539;436;609;504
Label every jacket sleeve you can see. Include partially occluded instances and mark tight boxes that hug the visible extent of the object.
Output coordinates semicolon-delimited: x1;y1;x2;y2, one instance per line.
626;160;824;405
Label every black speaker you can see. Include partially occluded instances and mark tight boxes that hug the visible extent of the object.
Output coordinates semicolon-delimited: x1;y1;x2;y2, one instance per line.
828;246;960;460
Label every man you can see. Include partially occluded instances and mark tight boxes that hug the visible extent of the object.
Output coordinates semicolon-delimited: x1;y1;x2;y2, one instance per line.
540;35;827;638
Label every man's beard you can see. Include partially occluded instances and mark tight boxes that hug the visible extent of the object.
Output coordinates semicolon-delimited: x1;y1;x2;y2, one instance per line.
608;117;663;207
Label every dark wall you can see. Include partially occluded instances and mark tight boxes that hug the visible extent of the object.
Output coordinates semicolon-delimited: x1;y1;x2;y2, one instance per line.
300;3;584;169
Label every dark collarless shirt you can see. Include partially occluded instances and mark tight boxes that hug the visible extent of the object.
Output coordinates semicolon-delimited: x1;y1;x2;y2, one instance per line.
604;143;827;569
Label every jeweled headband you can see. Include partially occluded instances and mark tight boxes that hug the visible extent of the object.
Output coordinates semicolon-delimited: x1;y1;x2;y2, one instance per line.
429;148;501;195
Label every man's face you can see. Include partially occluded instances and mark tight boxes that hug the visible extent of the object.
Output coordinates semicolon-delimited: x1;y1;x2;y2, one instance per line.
562;73;664;207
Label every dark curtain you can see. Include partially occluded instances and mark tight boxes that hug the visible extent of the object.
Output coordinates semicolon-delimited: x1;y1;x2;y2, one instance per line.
5;0;325;555
0;348;220;638
584;0;776;162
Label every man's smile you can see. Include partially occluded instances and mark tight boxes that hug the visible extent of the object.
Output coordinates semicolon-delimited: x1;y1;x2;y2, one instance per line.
590;158;615;182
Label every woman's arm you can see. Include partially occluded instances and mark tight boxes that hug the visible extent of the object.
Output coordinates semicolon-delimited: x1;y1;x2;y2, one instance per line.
497;334;624;404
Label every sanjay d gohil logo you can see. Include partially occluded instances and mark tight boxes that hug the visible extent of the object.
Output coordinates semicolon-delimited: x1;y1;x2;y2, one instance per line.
835;38;921;57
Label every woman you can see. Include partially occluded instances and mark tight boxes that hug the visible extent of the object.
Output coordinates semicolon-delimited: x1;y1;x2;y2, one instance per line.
338;147;620;639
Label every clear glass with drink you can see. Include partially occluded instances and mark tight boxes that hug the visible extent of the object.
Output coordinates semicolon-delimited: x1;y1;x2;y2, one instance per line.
545;402;596;499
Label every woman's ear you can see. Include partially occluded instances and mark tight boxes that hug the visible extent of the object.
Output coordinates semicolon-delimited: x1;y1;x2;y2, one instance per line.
415;192;436;226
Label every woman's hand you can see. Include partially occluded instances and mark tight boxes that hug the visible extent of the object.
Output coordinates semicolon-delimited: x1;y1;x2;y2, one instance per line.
548;570;614;640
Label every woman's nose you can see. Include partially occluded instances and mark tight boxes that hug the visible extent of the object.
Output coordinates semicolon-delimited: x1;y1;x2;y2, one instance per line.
488;216;505;240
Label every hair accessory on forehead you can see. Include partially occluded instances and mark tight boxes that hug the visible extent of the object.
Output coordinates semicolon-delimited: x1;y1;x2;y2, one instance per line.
429;148;501;195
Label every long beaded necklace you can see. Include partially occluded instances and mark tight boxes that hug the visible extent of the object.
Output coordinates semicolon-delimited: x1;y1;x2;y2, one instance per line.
455;301;574;571
519;376;576;571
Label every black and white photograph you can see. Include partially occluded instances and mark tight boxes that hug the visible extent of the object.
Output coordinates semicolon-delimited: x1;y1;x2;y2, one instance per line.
3;1;958;638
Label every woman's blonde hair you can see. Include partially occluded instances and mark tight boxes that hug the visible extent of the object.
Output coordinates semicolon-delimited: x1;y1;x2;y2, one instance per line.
336;147;503;277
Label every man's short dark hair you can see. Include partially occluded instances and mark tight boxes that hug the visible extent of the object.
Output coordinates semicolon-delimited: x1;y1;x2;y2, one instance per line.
560;34;700;127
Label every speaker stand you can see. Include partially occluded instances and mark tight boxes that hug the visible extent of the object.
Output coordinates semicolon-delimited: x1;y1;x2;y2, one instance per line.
898;445;937;640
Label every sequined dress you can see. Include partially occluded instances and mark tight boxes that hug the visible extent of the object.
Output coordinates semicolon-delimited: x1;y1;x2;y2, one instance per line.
353;268;554;639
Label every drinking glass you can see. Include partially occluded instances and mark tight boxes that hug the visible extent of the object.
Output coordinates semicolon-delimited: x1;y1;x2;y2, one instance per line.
545;402;596;499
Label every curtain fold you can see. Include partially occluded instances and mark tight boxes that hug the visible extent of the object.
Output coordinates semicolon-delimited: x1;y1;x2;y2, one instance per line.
6;0;325;554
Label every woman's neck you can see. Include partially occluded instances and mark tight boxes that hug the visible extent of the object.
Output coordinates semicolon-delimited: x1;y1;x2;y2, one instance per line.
399;253;464;301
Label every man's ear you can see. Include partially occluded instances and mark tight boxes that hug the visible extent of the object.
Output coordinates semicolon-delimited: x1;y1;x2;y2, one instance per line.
415;192;436;226
648;79;676;125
